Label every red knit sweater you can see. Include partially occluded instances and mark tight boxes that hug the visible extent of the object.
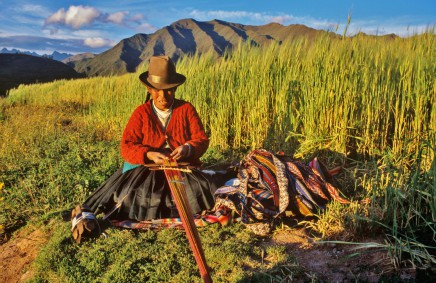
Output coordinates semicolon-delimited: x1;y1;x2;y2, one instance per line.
121;99;209;165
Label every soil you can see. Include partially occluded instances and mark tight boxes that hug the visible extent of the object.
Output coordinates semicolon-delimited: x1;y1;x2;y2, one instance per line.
0;226;49;283
266;228;416;282
0;226;417;283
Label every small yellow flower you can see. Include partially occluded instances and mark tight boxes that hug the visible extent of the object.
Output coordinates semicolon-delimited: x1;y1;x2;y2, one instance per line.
0;182;4;202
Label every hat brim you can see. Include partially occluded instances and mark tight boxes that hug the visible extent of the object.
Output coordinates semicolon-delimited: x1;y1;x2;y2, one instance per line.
139;72;186;90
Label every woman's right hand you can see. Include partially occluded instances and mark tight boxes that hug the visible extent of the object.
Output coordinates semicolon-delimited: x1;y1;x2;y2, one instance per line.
146;151;169;165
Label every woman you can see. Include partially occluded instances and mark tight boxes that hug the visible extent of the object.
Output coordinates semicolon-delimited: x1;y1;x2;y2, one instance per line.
72;56;225;241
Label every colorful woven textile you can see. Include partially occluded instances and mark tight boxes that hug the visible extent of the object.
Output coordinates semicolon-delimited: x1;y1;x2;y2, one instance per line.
110;205;235;230
213;149;349;235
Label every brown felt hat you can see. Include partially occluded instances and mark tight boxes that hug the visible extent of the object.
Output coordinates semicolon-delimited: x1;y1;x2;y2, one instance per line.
139;56;186;90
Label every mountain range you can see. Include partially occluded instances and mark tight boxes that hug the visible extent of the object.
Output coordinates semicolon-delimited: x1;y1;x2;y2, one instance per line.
0;48;74;61
68;19;341;77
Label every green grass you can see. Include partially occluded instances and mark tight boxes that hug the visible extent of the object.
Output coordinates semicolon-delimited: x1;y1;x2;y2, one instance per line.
28;220;310;283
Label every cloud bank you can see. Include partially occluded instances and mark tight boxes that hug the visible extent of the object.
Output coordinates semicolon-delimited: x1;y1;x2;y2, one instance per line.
188;9;432;36
44;5;155;31
106;11;128;25
83;37;114;48
38;5;157;52
0;35;98;54
45;5;101;29
188;9;335;30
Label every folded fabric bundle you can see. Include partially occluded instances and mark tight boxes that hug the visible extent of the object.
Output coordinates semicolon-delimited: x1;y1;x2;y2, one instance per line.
212;149;349;235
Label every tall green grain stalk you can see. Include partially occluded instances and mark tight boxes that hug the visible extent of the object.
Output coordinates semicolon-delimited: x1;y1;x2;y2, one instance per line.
376;138;436;269
305;136;435;273
176;31;434;164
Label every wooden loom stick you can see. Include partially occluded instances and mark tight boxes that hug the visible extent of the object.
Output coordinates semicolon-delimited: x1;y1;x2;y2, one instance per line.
163;159;213;283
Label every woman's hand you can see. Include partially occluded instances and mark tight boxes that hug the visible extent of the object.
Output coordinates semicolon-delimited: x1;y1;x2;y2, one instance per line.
170;144;190;161
146;151;169;165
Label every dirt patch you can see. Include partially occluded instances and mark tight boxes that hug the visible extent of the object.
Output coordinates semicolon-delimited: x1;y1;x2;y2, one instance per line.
0;226;49;283
268;228;416;282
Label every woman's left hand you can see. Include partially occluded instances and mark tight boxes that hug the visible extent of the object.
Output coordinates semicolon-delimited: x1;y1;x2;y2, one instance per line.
170;144;189;160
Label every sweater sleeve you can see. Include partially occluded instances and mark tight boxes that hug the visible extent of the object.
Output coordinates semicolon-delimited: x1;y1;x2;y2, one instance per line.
120;105;152;165
185;103;209;160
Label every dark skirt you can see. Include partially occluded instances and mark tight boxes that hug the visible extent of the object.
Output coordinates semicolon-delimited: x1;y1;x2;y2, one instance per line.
84;166;226;221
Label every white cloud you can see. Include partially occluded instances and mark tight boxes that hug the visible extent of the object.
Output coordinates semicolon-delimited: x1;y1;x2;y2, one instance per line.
189;10;268;22
188;9;339;29
11;15;45;26
137;22;158;33
107;11;128;25
270;15;295;25
106;12;148;27
45;9;65;24
131;13;144;23
43;28;108;41
189;10;378;34
65;6;101;29
20;4;50;15
188;9;323;27
346;22;432;37
45;5;101;29
72;29;108;38
45;6;148;31
0;35;94;54
83;37;114;48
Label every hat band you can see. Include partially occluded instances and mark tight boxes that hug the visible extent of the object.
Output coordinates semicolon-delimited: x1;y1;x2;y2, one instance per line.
148;74;172;84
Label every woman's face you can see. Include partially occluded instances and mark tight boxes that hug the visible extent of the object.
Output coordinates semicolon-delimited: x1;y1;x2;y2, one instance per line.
148;86;176;110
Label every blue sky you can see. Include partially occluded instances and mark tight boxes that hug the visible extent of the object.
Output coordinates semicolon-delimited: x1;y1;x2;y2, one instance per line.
0;0;434;55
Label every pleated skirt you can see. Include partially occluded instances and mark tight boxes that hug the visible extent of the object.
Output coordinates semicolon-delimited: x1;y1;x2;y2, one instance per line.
84;166;225;221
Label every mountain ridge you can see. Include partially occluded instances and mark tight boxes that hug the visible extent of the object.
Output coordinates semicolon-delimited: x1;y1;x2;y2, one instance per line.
0;48;73;61
70;19;341;77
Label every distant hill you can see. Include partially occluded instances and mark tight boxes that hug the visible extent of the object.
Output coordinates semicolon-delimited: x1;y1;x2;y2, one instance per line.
73;19;337;77
62;52;95;64
51;51;75;61
0;48;73;61
0;54;84;96
62;52;96;70
351;32;399;40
